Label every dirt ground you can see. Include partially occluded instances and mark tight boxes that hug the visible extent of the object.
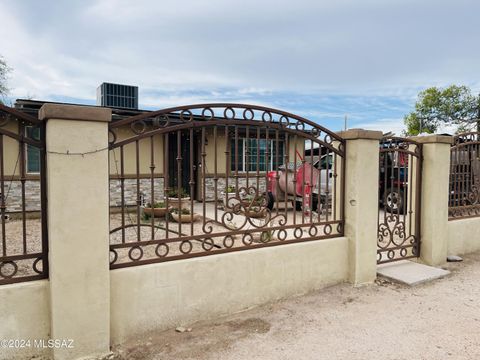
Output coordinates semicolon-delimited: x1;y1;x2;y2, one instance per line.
112;252;480;360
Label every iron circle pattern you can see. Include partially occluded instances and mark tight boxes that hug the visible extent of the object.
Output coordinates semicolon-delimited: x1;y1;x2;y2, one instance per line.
324;224;332;235
243;108;254;121
202;238;215;251
109;249;118;265
308;225;318;237
262;111;273;122
131;120;147;135
294;227;303;239
242;233;253;246
180;109;193;122
201;107;214;121
155;244;169;258
295;121;305;131
180;241;193;254
223;235;235;248
32;258;43;274
279;115;290;127
277;229;287;241
0;261;18;279
224;107;236;119
108;129;117;146
128;246;144;261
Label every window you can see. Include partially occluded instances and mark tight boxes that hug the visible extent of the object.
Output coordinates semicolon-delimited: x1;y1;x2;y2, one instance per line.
315;154;334;170
231;138;285;172
25;127;41;173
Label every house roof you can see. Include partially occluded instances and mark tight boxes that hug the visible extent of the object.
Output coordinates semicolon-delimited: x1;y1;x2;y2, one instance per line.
14;99;151;123
14;99;315;138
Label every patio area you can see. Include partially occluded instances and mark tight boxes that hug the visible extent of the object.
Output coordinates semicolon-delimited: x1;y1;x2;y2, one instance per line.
109;200;338;266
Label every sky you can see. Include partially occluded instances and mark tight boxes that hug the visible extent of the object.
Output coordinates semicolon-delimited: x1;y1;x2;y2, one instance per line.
1;0;479;134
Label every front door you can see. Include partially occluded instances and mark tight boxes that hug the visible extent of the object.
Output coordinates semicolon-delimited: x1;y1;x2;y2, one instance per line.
168;130;198;200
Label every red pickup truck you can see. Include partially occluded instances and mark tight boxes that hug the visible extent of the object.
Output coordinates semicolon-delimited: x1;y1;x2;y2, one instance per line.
266;154;333;212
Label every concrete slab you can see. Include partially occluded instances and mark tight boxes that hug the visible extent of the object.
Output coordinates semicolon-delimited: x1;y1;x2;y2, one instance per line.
377;260;450;286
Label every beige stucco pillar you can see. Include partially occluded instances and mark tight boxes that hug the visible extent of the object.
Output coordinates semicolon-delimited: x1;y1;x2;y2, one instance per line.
411;135;453;266
39;104;111;360
338;129;383;286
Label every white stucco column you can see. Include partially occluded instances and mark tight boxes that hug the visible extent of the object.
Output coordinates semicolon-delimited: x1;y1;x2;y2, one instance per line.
39;104;111;360
411;135;453;266
338;129;383;286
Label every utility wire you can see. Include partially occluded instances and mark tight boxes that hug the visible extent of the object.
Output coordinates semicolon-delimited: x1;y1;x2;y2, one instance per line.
46;146;110;156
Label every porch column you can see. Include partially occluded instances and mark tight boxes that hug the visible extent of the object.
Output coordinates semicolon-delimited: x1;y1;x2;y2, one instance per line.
411;135;453;266
39;104;111;360
339;129;383;286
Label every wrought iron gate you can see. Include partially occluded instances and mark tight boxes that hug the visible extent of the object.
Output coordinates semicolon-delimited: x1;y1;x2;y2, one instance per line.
449;132;480;219
108;104;346;269
377;137;422;264
0;104;48;284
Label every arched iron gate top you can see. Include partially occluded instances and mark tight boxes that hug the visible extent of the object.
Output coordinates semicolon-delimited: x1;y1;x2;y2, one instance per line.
108;103;344;155
452;132;480;148
380;136;422;158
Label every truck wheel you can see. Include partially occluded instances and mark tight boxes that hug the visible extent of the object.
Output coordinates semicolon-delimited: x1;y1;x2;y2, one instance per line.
311;194;319;213
384;188;405;214
293;200;303;211
267;192;274;210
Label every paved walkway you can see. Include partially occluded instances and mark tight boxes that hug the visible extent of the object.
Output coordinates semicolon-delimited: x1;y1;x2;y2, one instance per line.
113;252;480;360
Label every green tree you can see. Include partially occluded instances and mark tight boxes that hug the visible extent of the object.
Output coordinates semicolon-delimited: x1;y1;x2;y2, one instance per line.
0;56;11;103
404;85;480;135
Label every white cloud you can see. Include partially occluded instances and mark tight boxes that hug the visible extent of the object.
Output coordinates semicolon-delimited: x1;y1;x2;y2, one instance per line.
355;118;406;136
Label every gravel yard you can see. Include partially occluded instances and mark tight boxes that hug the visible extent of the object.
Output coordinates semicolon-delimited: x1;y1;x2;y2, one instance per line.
112;251;480;360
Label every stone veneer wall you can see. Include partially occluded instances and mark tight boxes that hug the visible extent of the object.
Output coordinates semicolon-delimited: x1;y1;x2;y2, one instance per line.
4;177;268;212
3;180;41;212
203;177;267;201
110;177;267;204
109;178;165;206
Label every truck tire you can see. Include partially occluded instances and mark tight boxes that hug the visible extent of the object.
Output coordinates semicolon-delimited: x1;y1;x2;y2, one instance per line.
311;194;319;213
384;188;405;214
293;200;303;211
266;192;274;210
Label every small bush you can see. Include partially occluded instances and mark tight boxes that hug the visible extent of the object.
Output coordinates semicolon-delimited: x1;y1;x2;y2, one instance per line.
145;202;166;208
166;188;189;198
170;207;191;215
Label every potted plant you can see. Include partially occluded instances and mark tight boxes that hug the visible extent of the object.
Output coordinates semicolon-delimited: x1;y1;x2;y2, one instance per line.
143;201;168;218
222;185;237;206
240;195;267;218
170;208;199;223
165;188;190;209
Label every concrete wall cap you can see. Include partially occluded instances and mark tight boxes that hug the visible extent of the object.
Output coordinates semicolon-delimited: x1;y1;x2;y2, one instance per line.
337;128;383;140
39;104;111;122
410;134;453;144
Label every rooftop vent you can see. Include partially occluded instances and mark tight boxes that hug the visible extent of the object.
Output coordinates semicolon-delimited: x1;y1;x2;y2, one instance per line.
96;82;138;110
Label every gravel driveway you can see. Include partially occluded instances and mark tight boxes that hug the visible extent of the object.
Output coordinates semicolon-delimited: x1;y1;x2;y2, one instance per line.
113;251;480;360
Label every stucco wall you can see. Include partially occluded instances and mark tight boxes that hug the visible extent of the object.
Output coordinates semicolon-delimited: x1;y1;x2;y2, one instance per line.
0;280;51;360
110;237;348;344
108;127;305;177
448;217;480;256
109;127;165;177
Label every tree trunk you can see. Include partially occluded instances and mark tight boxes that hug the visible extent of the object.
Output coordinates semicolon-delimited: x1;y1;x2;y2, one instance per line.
477;104;480;133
